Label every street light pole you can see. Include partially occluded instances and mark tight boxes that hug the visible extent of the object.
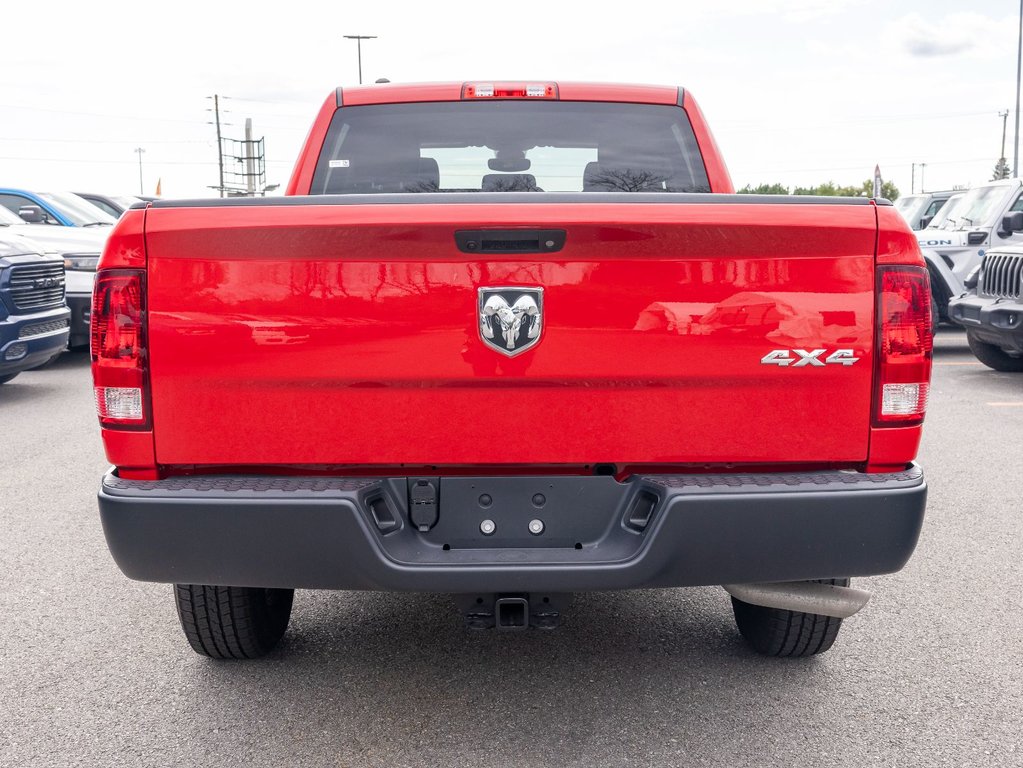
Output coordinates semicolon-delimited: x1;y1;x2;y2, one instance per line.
1015;0;1022;177
343;35;377;84
134;147;145;196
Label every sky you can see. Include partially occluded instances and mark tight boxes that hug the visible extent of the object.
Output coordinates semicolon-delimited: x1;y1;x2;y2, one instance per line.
1;0;1020;200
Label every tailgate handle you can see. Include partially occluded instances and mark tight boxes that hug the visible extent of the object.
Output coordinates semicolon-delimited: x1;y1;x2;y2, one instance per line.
455;229;566;254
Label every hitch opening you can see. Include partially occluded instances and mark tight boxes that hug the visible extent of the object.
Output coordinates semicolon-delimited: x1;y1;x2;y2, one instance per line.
495;596;529;630
454;592;569;630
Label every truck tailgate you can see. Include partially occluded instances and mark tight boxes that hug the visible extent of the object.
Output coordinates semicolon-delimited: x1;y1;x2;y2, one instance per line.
144;200;877;467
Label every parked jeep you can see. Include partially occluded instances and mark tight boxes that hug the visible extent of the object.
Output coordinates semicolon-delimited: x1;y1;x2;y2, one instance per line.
0;235;71;384
895;190;955;231
948;241;1023;372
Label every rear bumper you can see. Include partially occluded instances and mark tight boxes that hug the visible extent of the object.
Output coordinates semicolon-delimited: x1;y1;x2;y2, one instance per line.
98;466;927;592
949;293;1023;352
0;306;70;376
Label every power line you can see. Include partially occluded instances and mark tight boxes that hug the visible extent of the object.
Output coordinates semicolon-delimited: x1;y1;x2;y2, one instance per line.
0;137;208;145
719;109;1002;132
741;157;994;175
0;156;221;166
0;103;208;125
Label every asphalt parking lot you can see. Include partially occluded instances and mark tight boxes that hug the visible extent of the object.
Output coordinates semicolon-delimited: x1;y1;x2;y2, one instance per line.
2;328;1021;768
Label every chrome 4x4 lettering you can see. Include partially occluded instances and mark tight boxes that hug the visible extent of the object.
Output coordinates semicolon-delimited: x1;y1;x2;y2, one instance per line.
760;349;859;367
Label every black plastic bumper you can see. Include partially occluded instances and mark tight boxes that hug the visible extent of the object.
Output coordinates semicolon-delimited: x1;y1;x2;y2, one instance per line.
949;293;1023;352
0;306;70;376
98;467;927;592
66;293;91;348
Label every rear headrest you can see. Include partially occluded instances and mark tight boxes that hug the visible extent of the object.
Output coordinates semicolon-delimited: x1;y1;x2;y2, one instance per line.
583;162;604;192
481;173;539;192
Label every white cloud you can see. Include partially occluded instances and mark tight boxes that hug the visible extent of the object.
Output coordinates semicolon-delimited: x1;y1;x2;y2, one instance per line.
884;12;1016;59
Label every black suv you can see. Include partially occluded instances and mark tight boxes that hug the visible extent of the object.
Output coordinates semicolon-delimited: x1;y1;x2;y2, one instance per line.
0;236;71;384
948;245;1023;372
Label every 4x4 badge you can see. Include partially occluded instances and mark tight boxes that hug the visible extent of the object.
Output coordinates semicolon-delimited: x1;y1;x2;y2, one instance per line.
478;287;543;357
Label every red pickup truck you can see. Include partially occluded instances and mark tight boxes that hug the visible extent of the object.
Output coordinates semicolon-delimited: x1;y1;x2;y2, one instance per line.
92;81;931;660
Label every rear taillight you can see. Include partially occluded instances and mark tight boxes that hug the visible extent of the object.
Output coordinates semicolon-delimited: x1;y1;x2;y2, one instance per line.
874;266;932;426
91;269;149;429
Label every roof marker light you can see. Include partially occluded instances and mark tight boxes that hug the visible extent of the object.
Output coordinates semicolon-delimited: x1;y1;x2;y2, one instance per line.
462;82;559;100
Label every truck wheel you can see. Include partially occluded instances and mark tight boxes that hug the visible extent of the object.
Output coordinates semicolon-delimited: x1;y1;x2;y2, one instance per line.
0;373;19;385
731;578;848;657
927;264;952;323
966;333;1023;372
174;584;294;659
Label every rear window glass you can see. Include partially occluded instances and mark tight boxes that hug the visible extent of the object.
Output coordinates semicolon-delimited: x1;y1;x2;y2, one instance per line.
310;101;710;194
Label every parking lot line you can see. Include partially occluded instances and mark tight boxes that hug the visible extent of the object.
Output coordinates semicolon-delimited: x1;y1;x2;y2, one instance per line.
934;361;983;366
987;402;1023;407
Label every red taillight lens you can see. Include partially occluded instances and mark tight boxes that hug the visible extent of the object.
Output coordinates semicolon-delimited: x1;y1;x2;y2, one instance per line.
461;82;558;99
874;266;932;426
91;269;149;429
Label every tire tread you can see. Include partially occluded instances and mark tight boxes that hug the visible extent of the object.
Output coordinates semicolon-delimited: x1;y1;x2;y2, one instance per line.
731;578;847;658
966;333;1023;372
173;584;293;660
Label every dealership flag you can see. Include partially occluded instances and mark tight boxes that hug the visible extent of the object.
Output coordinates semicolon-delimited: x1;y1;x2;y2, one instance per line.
873;165;882;198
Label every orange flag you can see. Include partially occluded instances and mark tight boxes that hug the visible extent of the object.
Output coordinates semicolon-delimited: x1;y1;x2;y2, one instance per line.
155;178;162;197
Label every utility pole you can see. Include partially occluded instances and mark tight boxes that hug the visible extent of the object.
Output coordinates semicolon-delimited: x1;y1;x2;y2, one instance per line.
207;94;226;197
245;118;256;196
911;163;915;194
1001;110;1010;159
1015;0;1022;177
134;147;145;195
343;35;377;84
920;163;927;193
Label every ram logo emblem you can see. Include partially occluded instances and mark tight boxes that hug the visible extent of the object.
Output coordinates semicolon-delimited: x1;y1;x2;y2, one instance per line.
478;287;543;357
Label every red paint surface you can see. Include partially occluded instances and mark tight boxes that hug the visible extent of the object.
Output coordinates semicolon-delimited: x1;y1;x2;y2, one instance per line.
95;84;929;475
139;202;881;467
681;93;734;193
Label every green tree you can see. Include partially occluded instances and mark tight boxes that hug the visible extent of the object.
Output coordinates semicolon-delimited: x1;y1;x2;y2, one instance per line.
992;157;1010;180
741;179;899;200
737;182;790;195
856;179;900;200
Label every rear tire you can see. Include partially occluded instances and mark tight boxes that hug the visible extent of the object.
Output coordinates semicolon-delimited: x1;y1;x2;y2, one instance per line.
927;264;952;323
174;584;294;659
966;333;1023;372
731;578;848;657
0;373;19;385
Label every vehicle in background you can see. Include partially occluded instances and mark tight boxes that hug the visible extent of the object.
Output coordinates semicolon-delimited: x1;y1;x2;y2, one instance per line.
0;235;71;384
924;191;964;231
0;205;105;347
916;179;1023;321
948;243;1023;371
74;193;143;218
895;190;955;230
0;188;116;228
